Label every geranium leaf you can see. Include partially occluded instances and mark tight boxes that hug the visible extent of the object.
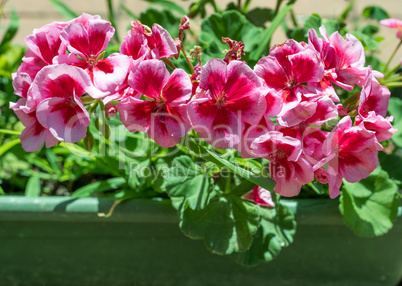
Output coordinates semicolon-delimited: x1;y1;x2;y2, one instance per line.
189;140;277;192
180;195;260;255
231;203;296;266
199;10;263;64
340;167;399;237
164;155;215;210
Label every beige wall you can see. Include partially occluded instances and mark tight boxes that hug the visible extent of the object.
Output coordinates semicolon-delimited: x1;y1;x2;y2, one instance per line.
2;0;402;65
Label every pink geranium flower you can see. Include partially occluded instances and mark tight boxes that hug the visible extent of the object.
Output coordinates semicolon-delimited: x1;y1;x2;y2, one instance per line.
308;26;367;96
358;68;390;118
356;112;397;143
314;116;382;198
188;59;266;149
58;13;131;94
251;131;314;197
10;98;58;152
254;40;324;116
120;20;177;60
242;185;275;207
380;18;402;39
30;64;100;143
117;59;192;148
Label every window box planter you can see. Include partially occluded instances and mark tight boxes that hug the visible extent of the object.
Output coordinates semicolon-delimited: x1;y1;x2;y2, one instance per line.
0;196;401;286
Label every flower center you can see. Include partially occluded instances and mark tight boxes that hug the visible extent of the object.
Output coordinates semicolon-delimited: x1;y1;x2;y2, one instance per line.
216;93;227;107
87;54;98;68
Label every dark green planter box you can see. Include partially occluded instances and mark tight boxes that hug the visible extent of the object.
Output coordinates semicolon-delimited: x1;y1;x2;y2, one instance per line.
0;196;401;286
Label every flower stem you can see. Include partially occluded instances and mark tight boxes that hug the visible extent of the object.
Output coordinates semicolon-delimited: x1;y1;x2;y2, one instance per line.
181;44;195;74
162;58;177;70
383;38;402;74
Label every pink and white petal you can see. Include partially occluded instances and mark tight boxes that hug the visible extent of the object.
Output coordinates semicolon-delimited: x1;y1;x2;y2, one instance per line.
187;96;217;134
340;148;378;183
93;54;131;92
254;56;288;90
164;109;189;138
288;49;324;84
293;156;314;185
305;96;338;125
20;121;47;152
116;97;157;133
52;53;87;67
339;126;377;153
148;115;181;148
120;30;149;60
265;89;283;117
277;101;317;127
151;24;178;59
380;18;402;29
224;60;261;101
242;186;275;207
60;22;90;59
199;59;227;98
166;104;191;137
226;90;266;126
330;31;365;69
357;114;397;142
45;130;59;148
209;108;244;149
162;68;192;104
328;173;343;199
87;18;115;56
128;59;169;98
25;22;66;65
36;97;90;143
12;72;32;98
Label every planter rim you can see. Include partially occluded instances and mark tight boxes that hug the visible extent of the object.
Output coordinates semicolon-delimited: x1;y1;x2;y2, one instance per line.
0;196;401;225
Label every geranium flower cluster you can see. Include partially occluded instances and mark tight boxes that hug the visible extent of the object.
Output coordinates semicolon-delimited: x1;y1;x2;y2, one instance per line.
11;14;396;199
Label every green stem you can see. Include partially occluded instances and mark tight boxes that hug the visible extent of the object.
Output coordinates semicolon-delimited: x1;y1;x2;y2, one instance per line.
384;63;401;79
181;44;195;74
210;0;222;14
106;0;120;44
384;82;402;87
383;38;402;73
273;0;284;17
242;0;251;13
290;9;298;27
337;0;355;22
162;58;177;70
0;129;21;135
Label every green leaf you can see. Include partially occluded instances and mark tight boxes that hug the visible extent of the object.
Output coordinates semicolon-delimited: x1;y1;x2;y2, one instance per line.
180;195;260;254
25;175;41;197
388;97;402;147
0;138;20;157
246;8;274;27
322;19;340;36
0;10;19;52
304;13;322;34
199;10;263;64
340;167;399;237
250;2;294;61
362;6;390;21
232;203;296;265
139;7;180;37
49;0;79;19
72;177;127;198
379;152;402;182
0;184;4;195
164;155;215;210
189;140;276;192
143;0;187;15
